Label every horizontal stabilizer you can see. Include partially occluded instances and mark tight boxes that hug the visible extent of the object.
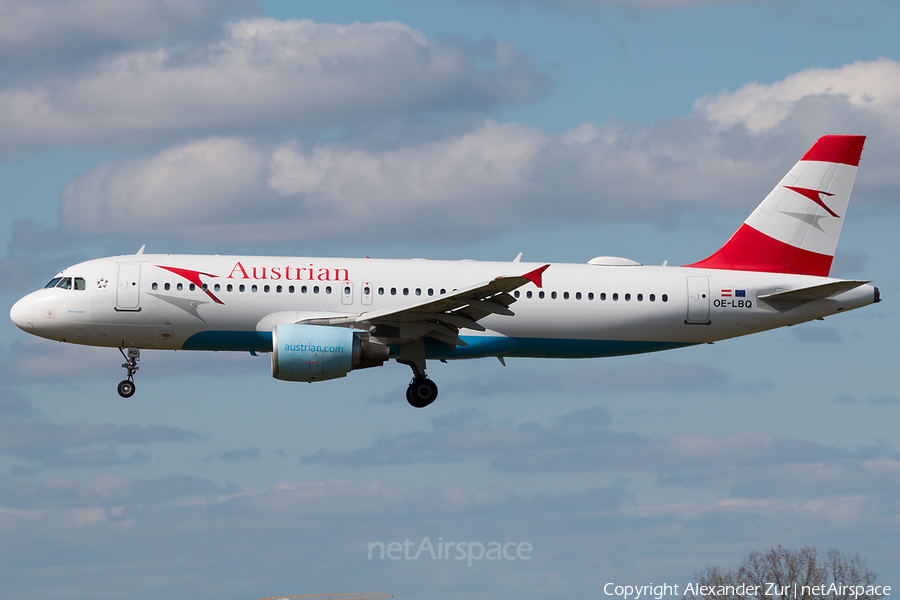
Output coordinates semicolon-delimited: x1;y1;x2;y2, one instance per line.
758;280;869;304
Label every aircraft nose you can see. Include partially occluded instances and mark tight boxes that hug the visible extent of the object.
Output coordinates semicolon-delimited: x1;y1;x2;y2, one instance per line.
10;296;33;331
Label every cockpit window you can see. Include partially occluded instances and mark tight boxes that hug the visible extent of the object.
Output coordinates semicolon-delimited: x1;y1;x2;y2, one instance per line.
56;277;72;289
74;277;86;290
44;277;62;288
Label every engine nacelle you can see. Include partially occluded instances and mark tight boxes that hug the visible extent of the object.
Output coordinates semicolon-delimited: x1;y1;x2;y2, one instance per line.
271;324;389;382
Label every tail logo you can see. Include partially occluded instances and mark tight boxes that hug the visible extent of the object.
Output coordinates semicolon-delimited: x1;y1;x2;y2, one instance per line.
783;186;840;218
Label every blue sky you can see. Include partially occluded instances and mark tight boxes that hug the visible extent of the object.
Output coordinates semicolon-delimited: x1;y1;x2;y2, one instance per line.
1;0;899;598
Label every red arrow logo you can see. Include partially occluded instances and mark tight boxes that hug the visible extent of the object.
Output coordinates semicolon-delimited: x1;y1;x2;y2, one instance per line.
784;186;840;218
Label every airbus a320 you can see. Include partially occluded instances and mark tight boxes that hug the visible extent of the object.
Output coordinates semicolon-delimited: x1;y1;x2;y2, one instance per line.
10;135;879;407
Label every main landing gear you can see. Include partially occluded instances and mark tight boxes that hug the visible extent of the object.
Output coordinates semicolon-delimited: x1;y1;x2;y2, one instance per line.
117;347;140;398
400;356;438;408
406;376;438;409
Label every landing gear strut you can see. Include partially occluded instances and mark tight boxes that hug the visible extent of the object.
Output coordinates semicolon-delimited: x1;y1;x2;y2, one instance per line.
397;340;438;408
118;347;140;398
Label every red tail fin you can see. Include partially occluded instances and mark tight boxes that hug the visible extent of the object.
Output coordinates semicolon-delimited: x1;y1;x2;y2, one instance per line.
686;135;865;276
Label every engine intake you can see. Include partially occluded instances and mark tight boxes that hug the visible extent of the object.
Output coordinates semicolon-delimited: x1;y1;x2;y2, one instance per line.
271;324;389;382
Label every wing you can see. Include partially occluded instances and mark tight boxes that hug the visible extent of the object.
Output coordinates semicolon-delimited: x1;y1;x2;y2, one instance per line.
298;264;549;348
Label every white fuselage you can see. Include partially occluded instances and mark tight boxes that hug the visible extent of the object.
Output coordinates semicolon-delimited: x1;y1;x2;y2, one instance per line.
10;254;878;361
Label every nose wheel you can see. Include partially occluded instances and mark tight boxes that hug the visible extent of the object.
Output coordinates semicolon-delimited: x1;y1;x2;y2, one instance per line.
118;347;140;398
117;379;136;398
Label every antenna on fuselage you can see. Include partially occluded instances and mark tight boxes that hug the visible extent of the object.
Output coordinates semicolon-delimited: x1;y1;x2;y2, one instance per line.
136;245;145;255
513;252;522;263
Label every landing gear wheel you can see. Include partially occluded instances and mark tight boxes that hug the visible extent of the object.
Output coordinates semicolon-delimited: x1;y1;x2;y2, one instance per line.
117;379;136;398
117;347;140;398
406;378;438;408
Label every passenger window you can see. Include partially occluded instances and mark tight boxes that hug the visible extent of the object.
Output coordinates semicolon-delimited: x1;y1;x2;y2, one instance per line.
378;287;384;295
325;286;332;294
428;288;433;296
403;288;409;296
662;294;668;302
190;283;195;291
415;288;421;296
75;277;86;290
588;292;594;300
440;289;446;295
264;285;270;293
637;293;643;301
576;292;582;300
301;285;307;293
177;283;183;291
44;277;62;288
289;286;295;293
601;293;607;300
539;291;545;299
625;293;631;301
563;292;569;300
391;287;397;295
551;291;557;299
227;284;233;292
650;294;655;301
526;291;532;299
613;293;619;301
152;283;158;290
251;285;258;292
363;286;370;295
277;285;282;293
239;284;245;292
314;286;319;294
214;284;220;292
514;291;520;298
202;284;208;291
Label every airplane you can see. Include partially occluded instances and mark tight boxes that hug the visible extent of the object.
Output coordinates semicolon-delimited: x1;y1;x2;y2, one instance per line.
9;135;879;408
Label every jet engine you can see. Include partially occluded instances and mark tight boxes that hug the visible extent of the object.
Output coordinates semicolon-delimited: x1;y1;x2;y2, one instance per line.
271;323;389;382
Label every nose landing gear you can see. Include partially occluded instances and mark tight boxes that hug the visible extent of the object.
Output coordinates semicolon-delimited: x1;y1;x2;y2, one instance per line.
117;347;140;398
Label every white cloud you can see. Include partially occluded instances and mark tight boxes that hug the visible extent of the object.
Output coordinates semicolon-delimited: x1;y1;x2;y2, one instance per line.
61;137;268;230
0;0;254;74
0;472;896;599
300;405;899;493
0;0;250;46
56;58;900;246
0;17;547;155
697;58;900;133
485;0;787;10
57;122;758;244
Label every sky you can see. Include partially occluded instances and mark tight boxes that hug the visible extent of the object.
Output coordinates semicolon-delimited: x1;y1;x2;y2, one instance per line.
1;0;899;598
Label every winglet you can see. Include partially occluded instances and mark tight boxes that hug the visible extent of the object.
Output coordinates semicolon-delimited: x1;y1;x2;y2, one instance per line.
522;264;549;288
